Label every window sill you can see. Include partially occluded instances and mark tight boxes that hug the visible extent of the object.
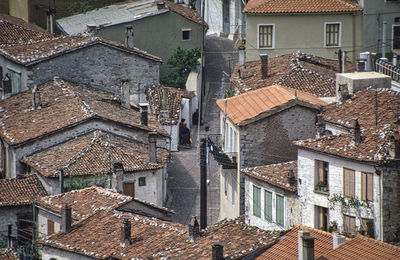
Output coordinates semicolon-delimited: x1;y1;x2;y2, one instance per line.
314;189;329;195
258;47;274;50
324;45;340;48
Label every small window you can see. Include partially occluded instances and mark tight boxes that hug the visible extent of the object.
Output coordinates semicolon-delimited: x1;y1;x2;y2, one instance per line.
182;29;191;41
343;168;355;198
361;172;373;201
138;177;146;186
264;190;272;221
276;194;284;226
258;24;274;48
47;219;54;235
315;160;329;192
7;68;21;94
343;215;356;235
253;185;261;217
325;23;340;47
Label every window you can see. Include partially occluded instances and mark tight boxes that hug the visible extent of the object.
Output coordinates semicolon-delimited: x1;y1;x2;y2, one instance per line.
182;29;191;41
325;23;340;47
361;218;374;238
315;206;329;231
315;160;329;192
276;194;284;226
7;69;21;94
393;25;400;50
138;177;146;186
343;168;355;198
264;190;272;221
343;215;356;235
258;24;274;49
361;172;373;201
123;182;135;197
47;219;54;235
253;185;261;217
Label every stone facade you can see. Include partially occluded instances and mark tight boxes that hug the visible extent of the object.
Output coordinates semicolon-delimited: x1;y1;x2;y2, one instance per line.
0;206;32;244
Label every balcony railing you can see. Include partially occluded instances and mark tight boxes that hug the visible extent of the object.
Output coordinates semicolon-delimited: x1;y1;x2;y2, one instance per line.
375;59;400;83
207;135;237;169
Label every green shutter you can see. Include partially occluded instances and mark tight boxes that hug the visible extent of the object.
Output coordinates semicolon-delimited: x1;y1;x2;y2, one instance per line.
264;191;272;221
276;194;284;226
253;186;261;217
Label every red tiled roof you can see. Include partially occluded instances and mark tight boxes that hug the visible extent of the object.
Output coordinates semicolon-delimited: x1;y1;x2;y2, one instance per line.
242;161;297;192
244;0;362;14
163;1;208;28
230;53;356;97
257;224;350;260
216;84;326;125
0;33;161;65
0;14;53;45
0;175;48;207
36;186;132;221
319;235;400;260
0;78;168;146
22;130;169;178
0;248;18;260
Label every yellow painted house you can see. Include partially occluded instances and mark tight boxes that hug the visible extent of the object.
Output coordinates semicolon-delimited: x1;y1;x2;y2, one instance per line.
244;0;363;62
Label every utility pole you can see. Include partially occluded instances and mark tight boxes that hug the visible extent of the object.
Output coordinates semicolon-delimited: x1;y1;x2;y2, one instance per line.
200;138;207;229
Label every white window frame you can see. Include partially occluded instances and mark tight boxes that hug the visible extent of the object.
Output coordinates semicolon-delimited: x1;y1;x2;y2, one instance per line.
257;24;275;49
324;22;341;48
182;29;191;41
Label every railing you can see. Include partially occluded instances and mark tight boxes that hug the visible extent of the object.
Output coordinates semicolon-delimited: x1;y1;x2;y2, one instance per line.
375;59;400;83
207;135;237;169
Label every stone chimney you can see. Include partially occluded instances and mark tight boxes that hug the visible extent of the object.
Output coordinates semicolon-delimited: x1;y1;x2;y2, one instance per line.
288;168;296;186
333;235;347;249
112;161;124;193
148;132;157;163
298;231;309;260
120;218;131;247
238;45;246;74
125;25;134;49
260;54;269;78
349;119;361;145
120;80;130;109
212;242;224;260
157;1;166;10
140;104;148;126
302;235;315;260
61;203;72;234
315;114;325;138
188;216;200;242
32;85;41;110
337;83;350;104
86;24;97;34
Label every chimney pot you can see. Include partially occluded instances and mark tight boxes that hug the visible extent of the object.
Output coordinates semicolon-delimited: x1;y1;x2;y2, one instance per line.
188;215;200;242
149;132;157;163
260;54;269;78
61;203;72;233
113;161;124;193
141;105;149;126
212;242;224;260
350;119;361;145
125;25;134;49
316;114;325;138
120;218;131;247
333;235;347;249
32;85;41;110
302;235;315;260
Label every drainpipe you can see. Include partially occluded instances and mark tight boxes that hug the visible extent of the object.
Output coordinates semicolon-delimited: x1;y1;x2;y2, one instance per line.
379;169;383;241
382;21;387;60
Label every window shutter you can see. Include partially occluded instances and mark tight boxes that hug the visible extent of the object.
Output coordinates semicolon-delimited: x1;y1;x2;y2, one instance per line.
264;191;272;221
361;172;367;201
344;168;355;197
344;169;349;197
349;170;355;197
367;173;373;201
253;186;261;217
276;195;284;226
47;219;54;235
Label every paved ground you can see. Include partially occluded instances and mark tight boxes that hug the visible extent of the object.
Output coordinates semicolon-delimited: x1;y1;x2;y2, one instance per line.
166;36;236;226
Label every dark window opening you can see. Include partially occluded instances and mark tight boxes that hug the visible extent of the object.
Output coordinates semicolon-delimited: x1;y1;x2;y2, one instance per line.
182;30;191;41
139;177;146;186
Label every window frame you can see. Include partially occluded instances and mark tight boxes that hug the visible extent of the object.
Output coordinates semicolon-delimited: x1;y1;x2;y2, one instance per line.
257;24;275;49
315;160;329;192
324;22;341;48
315;205;329;231
181;29;191;41
343;168;355;198
138;177;146;186
275;194;284;226
252;185;261;217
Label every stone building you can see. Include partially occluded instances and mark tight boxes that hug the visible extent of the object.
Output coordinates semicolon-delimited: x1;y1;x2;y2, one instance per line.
215;85;326;220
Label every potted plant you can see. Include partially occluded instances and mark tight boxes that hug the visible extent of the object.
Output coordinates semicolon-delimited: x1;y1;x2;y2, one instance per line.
316;181;327;192
328;221;338;232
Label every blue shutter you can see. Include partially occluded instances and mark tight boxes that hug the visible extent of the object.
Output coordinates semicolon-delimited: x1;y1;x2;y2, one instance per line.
264;191;272;221
253;186;261;217
276;194;284;226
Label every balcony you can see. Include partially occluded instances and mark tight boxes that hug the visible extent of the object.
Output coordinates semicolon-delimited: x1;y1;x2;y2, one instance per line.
207;136;237;169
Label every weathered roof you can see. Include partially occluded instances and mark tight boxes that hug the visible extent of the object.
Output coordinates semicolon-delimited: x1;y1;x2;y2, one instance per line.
38;210;282;259
0;14;53;45
0;248;18;260
22;130;169;178
242;161;297;192
296;89;400;163
57;0;206;35
0;78;169;146
0;33;161;65
257;224;350;260
146;85;195;125
230;52;355;97
36;186;132;221
216;84;326;125
320;235;400;259
244;0;362;14
0;175;47;207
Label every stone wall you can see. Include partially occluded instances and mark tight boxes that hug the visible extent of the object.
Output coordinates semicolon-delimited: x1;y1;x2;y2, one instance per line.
381;166;400;242
0;206;32;244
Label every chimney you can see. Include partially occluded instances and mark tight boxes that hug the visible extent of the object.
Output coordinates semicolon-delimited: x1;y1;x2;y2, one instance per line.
260;54;269;78
349;119;361;145
188;216;200;242
148;132;157;163
238;45;246;73
212;242;224;260
59;168;64;194
120;218;131;247
125;25;134;49
32;85;41;110
288;168;296;186
113;161;124;193
337;83;350;104
302;235;315;260
120;80;130;109
61;204;72;234
140;104;148;126
333;235;347;249
157;1;166;10
298;231;309;260
315;114;325;138
86;24;97;34
46;9;56;35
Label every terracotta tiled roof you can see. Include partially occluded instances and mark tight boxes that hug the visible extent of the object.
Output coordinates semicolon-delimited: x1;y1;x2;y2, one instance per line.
230;52;356;97
0;33;161;65
22;130;169;178
38;211;282;259
0;14;53;46
0;175;47;207
319;235;400;259
242;161;297;192
0;78;168;146
296;89;400;163
216;84;326;125
258;224;350;259
36;186;132;221
163;1;208;28
244;0;362;14
146;86;195;125
0;248;18;260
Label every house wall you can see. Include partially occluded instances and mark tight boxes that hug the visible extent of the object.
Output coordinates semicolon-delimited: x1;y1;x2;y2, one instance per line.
41;246;93;260
98;11;202;76
245;175;300;231
219;168;240;220
164;124;179;151
9;0;29;22
0;0;9;14
297;149;383;240
0;206;32;241
245;13;363;62
36;207;61;238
